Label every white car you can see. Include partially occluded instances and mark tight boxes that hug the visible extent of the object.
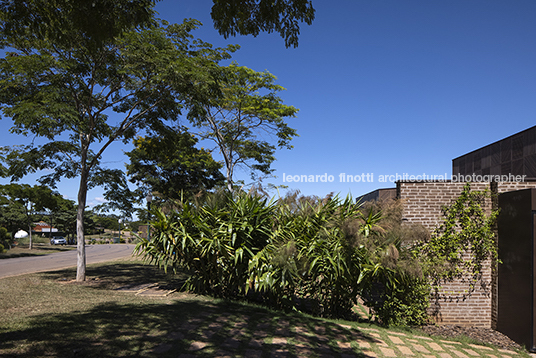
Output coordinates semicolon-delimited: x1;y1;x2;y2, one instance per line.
50;236;67;245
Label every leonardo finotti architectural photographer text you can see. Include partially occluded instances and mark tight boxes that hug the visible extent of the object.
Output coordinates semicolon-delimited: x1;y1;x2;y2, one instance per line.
282;173;527;183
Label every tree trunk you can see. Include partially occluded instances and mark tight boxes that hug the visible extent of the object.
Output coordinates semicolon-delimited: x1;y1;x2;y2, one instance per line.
76;169;88;281
28;222;33;250
226;172;233;192
226;157;234;192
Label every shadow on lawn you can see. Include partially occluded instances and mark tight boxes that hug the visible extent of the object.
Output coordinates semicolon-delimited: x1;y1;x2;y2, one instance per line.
0;299;380;358
38;262;188;291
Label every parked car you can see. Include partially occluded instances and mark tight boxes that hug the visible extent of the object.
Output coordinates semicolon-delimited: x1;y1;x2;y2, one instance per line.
50;236;67;245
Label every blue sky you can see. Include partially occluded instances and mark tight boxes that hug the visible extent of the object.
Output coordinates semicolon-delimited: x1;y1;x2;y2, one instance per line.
1;0;535;208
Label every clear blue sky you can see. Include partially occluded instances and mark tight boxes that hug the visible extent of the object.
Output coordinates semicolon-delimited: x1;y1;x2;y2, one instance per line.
1;0;535;208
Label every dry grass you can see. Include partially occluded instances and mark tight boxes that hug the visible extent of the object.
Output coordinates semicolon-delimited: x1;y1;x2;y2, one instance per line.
0;244;74;259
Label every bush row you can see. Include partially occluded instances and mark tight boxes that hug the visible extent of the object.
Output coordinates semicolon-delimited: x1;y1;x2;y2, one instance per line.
135;191;431;325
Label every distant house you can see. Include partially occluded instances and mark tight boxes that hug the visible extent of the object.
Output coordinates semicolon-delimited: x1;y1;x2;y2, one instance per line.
32;221;58;234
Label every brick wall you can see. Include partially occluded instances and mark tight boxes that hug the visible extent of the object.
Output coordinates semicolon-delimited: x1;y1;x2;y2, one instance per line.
396;180;536;328
397;181;490;229
496;181;536;193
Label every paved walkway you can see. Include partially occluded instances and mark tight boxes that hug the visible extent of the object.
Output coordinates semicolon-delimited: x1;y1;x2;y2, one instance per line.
117;283;530;357
153;313;526;358
139;296;528;358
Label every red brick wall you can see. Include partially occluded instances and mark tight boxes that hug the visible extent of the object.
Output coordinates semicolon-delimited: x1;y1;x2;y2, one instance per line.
397;181;536;328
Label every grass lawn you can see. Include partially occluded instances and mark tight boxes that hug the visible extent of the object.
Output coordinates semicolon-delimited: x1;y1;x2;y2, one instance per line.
0;244;75;259
0;258;530;358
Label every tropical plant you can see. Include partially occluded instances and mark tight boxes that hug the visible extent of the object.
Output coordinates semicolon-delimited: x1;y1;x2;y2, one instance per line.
353;198;431;326
136;190;431;324
357;235;430;326
136;191;276;297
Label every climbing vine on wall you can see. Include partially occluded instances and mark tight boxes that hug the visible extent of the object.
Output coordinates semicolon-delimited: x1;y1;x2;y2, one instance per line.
415;182;499;304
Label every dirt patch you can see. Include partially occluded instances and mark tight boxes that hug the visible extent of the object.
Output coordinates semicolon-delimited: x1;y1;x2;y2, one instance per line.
114;282;156;292
135;286;176;297
56;277;109;286
420;324;523;351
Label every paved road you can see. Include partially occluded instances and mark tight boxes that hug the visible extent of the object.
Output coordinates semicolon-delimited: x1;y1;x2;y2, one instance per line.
0;244;136;278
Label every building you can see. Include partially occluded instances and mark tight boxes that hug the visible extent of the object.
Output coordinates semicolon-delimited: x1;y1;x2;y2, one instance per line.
359;126;536;350
453;125;536;180
32;221;58;234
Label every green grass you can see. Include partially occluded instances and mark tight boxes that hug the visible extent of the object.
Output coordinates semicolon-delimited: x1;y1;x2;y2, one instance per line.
0;244;75;259
0;259;530;358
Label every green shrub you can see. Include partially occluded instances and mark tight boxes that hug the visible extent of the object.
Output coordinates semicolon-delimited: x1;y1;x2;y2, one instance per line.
136;190;431;324
360;271;430;326
259;193;365;318
136;192;275;297
0;227;11;251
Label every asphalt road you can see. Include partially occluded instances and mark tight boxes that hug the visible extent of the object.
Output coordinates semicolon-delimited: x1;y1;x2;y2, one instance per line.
0;244;136;278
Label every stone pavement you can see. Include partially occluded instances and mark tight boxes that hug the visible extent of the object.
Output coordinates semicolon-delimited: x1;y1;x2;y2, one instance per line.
114;285;528;357
151;311;527;357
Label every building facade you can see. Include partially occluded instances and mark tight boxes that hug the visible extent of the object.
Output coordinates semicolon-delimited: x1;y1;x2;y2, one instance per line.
359;126;536;337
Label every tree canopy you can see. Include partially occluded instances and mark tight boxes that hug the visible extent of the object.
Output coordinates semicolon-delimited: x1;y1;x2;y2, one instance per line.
0;0;157;50
1;0;315;49
126;125;225;202
211;0;315;48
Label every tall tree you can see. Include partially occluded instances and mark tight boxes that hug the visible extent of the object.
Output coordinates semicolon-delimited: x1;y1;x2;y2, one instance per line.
126;125;225;202
191;63;298;192
0;0;311;280
0;2;234;280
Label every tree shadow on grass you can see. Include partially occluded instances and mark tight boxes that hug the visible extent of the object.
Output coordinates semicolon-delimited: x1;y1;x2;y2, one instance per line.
38;262;188;291
0;298;381;358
